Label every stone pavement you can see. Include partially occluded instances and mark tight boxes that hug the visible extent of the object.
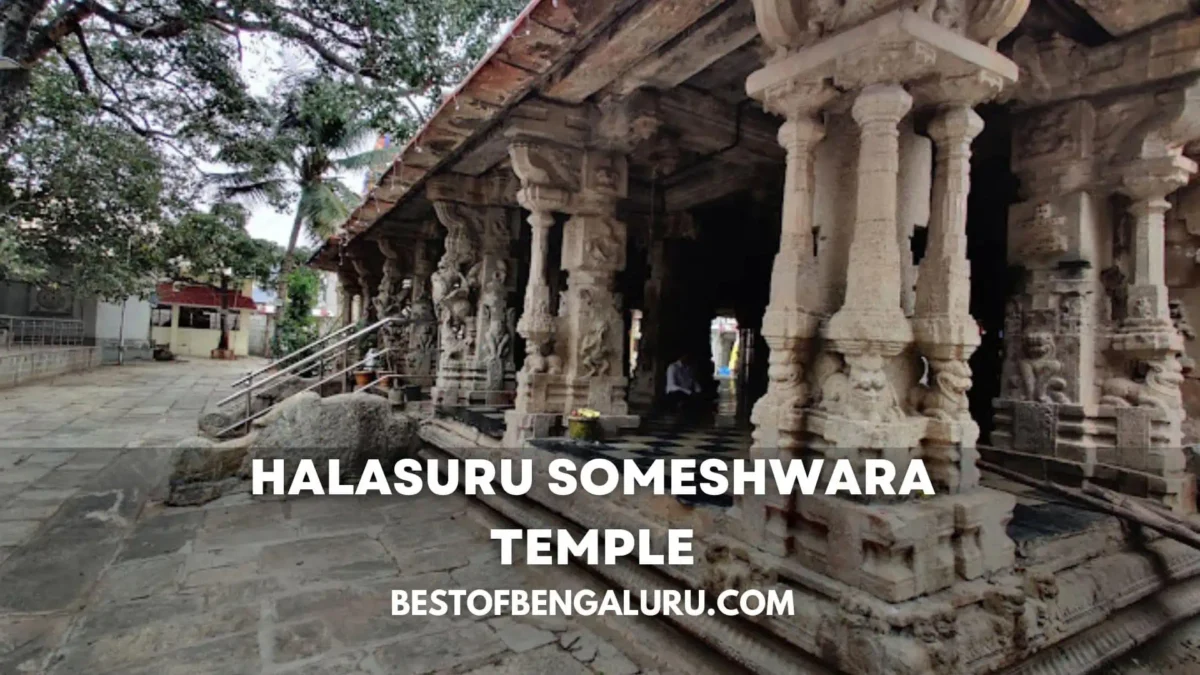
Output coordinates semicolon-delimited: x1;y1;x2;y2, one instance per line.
0;360;666;675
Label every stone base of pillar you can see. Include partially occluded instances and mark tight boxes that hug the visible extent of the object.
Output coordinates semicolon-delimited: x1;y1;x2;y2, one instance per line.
502;411;559;446
433;365;516;406
562;375;635;418
741;488;1015;604
989;400;1195;513
805;411;928;455
923;418;982;494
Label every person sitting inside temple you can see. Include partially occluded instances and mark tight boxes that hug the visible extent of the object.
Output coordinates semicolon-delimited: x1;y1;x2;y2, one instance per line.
664;353;704;415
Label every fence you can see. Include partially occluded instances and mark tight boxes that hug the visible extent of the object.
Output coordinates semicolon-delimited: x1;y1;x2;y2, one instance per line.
0;315;86;349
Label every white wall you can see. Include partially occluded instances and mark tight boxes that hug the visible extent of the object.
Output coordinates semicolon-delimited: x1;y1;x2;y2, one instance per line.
84;296;152;342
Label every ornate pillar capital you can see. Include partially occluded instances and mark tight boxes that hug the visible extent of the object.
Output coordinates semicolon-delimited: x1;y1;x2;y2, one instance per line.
777;114;826;151
927;105;984;147
850;83;912;128
1115;155;1196;203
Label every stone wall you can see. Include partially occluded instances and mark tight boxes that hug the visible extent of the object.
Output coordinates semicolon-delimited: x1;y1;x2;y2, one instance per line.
0;347;101;390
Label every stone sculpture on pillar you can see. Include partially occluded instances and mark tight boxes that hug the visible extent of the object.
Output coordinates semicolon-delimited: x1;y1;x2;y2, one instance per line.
910;85;996;495
431;201;481;405
373;236;410;370
993;53;1200;511
405;235;439;388
502;96;656;443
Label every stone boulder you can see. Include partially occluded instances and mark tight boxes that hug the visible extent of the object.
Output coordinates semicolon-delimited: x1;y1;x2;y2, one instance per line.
198;373;313;438
167;392;417;506
167;434;257;506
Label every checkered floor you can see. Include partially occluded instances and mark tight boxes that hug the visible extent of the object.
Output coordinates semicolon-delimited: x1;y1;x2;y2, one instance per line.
527;418;751;508
586;418;752;463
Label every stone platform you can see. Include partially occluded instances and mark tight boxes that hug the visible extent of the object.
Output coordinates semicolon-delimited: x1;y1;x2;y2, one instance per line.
422;415;1200;675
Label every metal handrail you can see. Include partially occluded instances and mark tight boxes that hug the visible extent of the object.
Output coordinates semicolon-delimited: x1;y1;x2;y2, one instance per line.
230;321;360;388
216;348;391;437
216;316;402;408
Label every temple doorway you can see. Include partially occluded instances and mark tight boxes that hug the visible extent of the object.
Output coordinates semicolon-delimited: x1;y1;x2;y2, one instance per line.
966;104;1020;442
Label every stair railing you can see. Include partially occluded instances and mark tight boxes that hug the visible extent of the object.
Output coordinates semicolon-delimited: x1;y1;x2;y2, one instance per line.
229;320;361;389
215;316;433;436
216;347;393;437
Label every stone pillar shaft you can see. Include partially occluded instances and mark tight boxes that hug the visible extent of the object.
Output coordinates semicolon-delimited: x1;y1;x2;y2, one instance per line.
752;115;824;448
836;84;912;322
913;105;985;494
405;239;438;386
518;210;556;348
1128;197;1172;318
918;105;981;318
743;114;824;555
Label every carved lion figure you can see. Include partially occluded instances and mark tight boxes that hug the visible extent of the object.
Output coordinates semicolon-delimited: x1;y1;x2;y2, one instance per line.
1012;332;1070;404
1101;357;1184;411
914;358;973;421
818;353;902;423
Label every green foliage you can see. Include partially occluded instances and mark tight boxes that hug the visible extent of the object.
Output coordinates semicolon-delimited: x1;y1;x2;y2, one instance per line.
0;0;522;301
214;76;398;314
0;0;524;145
272;265;321;359
158;203;279;287
0;61;182;299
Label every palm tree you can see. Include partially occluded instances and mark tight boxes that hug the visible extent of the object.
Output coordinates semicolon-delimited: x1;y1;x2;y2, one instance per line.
212;78;396;343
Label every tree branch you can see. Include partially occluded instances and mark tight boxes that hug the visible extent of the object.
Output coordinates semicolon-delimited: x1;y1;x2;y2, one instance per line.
24;1;95;64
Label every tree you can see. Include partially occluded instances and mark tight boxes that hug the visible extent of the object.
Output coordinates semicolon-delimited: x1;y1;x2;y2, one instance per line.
0;59;184;299
159;202;279;351
272;263;321;364
214;76;395;319
0;0;523;146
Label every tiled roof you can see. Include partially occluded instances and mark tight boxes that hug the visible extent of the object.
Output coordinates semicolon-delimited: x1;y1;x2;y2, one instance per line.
311;0;618;269
155;283;257;310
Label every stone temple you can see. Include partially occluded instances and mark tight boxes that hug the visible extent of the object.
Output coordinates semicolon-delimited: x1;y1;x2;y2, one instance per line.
309;1;1200;672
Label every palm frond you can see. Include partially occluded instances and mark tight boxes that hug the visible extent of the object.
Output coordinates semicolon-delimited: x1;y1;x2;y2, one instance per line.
216;179;288;205
296;182;352;239
333;147;398;172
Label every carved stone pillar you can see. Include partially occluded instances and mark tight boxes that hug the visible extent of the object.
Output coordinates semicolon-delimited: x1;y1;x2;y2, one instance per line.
742;7;1022;612
1101;158;1195;510
814;84;925;448
430;201;480;405
559;151;636;425
406;237;438;388
991;76;1200;512
336;269;359;329
373;237;410;372
629;213;696;409
473;210;517;404
503;130;641;441
740;110;826;555
350;256;376;324
505;140;574;444
913;105;985;494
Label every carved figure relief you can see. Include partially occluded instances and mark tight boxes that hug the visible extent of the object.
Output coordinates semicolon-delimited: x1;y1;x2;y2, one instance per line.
584;219;621;267
914;358;973;421
1011;332;1070;404
477;305;513;391
1012;202;1068;260
751;346;809;433
578;319;612;377
700;544;774;596
523;348;563;376
1101;357;1184;411
817;352;904;423
431;251;478;363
